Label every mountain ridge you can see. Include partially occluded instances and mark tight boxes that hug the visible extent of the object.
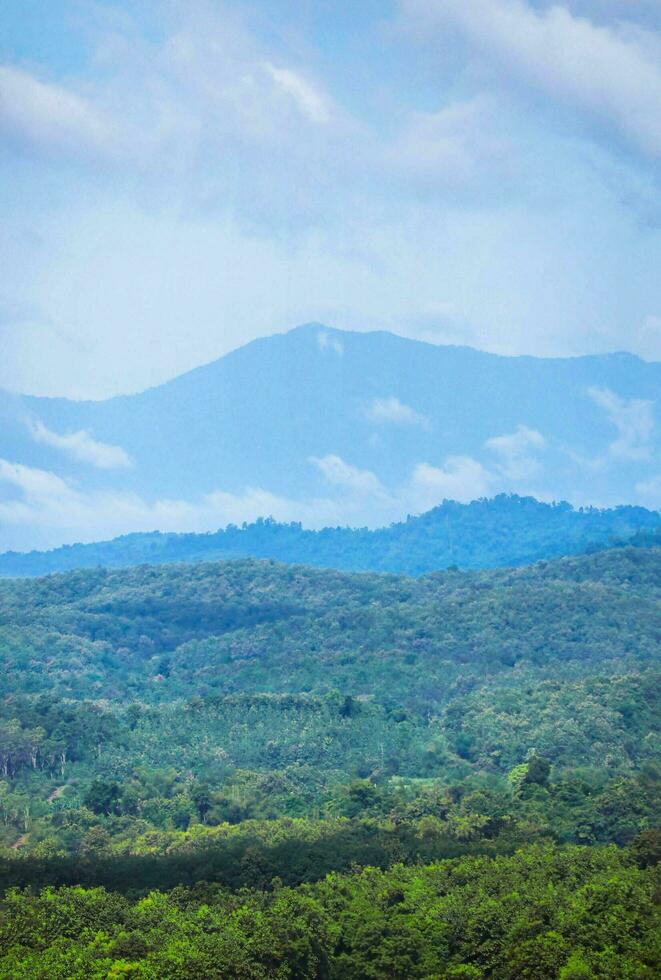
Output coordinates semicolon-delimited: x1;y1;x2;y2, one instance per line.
1;323;660;553
6;322;656;404
1;493;659;578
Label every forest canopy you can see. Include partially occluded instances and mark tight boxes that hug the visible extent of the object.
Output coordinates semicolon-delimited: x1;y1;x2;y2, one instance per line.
0;544;658;977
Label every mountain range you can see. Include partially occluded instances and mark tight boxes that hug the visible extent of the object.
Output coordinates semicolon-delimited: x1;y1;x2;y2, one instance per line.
1;493;659;578
1;323;660;552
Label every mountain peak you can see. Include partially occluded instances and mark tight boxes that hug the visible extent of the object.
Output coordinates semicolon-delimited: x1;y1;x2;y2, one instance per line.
1;326;659;553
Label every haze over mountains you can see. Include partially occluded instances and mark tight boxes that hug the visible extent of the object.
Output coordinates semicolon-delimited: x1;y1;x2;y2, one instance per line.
1;323;659;553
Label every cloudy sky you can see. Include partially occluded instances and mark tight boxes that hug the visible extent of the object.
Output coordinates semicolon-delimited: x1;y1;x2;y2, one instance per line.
1;0;661;399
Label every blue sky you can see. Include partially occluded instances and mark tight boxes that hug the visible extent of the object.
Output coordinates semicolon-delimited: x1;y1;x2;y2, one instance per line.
1;0;661;398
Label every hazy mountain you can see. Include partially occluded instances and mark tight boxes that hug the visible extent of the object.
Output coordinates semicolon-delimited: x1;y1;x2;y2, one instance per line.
1;493;659;578
1;323;660;551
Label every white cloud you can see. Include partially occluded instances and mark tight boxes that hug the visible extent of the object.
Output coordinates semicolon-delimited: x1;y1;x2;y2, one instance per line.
0;8;346;186
316;330;344;355
0;458;72;503
387;95;510;185
312;452;494;516
407;456;492;510
2;4;661;400
309;454;385;495
2;453;459;550
485;424;546;479
403;0;661;157
635;473;661;509
0;457;350;549
263;64;330;124
0;64;117;160
4;442;608;551
636;316;661;362
27;419;132;470
0;446;528;551
587;386;655;460
366;396;429;427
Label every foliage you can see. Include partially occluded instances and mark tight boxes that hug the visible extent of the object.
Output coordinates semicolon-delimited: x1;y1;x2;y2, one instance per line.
0;542;658;974
0;844;658;978
0;546;657;862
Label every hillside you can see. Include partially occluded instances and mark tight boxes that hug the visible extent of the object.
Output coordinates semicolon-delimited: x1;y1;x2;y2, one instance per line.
1;493;659;577
0;544;658;978
2;324;660;552
0;546;658;865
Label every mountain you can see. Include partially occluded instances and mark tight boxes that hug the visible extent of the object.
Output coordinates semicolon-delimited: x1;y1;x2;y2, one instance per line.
1;493;659;577
1;323;660;552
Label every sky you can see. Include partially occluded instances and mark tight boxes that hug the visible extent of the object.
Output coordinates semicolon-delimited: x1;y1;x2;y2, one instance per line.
1;0;661;399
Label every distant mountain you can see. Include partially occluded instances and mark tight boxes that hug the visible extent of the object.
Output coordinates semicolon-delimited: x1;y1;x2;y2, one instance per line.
1;493;659;577
1;323;660;551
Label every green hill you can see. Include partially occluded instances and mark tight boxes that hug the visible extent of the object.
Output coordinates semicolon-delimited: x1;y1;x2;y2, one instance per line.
1;493;659;577
0;546;659;976
0;546;658;862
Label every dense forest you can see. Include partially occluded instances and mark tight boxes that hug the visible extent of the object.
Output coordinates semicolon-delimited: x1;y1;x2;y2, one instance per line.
0;546;659;975
1;844;659;978
1;493;659;578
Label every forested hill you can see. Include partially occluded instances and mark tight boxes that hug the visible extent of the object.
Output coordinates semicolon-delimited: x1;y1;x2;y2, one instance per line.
0;545;659;976
0;545;658;772
1;493;659;577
